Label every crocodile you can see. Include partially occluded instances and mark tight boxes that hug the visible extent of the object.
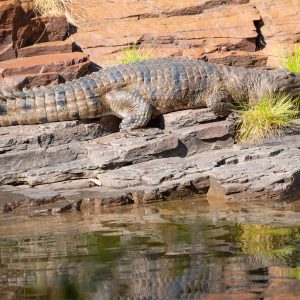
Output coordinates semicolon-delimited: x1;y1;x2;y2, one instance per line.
0;57;299;131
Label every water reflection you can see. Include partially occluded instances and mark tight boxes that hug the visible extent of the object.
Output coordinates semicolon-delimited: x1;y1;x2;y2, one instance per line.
0;199;300;299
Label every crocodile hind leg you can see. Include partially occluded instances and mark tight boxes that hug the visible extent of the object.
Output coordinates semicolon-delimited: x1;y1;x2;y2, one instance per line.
105;90;153;132
206;91;235;117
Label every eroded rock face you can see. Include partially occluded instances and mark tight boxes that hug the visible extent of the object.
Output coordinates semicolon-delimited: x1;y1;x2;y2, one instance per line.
73;0;264;66
71;0;300;68
0;1;90;88
0;0;69;61
250;0;300;67
0;52;90;89
0;0;299;90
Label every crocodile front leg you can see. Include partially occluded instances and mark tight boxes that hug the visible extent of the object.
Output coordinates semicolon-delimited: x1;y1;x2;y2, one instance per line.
105;90;152;132
206;91;235;117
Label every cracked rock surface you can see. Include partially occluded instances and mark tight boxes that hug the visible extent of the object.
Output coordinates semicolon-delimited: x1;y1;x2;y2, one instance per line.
0;109;299;216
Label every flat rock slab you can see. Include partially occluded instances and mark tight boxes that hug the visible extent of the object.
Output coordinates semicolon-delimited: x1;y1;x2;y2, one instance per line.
0;108;300;216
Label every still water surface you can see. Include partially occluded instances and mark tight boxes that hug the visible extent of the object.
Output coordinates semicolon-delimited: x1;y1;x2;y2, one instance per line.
0;198;300;299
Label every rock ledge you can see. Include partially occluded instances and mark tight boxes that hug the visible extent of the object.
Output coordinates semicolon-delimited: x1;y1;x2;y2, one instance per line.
0;109;299;216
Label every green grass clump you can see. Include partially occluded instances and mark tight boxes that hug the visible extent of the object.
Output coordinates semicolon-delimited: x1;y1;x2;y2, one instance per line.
237;93;298;142
115;47;151;65
281;44;300;73
31;0;86;26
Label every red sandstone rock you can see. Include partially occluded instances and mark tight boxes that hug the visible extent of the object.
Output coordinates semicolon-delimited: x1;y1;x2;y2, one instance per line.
17;40;74;58
0;1;80;87
0;52;90;89
73;3;261;66
250;0;300;67
71;0;300;68
15;16;69;47
206;51;268;67
0;0;69;61
0;0;23;60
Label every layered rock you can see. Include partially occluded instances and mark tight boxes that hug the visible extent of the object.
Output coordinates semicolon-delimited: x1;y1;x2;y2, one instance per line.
72;0;300;68
0;51;90;89
250;0;300;67
0;108;300;216
0;1;300;216
0;0;299;89
0;0;69;61
73;0;265;66
0;0;91;88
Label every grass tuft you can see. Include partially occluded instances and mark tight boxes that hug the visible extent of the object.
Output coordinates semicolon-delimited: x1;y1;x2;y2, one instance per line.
281;44;300;73
114;47;151;65
237;93;298;142
30;0;86;26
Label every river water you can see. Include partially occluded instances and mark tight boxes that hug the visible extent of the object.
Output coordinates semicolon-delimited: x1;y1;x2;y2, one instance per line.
0;198;300;300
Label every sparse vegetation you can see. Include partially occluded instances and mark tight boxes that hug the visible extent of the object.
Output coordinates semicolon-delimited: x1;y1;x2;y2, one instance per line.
281;44;300;73
30;0;86;26
237;93;298;142
114;47;151;65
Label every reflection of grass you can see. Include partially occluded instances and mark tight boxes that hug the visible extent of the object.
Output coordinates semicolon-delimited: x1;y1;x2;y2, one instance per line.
274;266;300;281
115;47;151;65
86;233;123;263
296;267;300;280
31;0;86;26
237;93;298;142
239;224;300;259
293;267;300;280
281;44;300;73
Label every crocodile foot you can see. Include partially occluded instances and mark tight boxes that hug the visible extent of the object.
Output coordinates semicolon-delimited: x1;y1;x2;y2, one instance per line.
120;127;164;138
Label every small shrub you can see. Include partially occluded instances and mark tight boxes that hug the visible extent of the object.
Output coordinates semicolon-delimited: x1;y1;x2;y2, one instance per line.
30;0;86;26
237;93;298;142
114;47;151;65
281;44;300;73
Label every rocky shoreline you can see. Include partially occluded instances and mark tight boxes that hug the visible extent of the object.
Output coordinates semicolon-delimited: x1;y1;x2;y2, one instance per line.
0;0;300;217
1;109;300;216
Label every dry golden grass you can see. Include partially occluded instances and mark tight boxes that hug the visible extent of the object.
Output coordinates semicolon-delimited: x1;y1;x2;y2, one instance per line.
31;0;86;26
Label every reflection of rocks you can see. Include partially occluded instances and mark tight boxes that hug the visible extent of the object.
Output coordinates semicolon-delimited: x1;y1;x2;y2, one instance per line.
263;280;300;300
0;207;298;300
1;109;300;215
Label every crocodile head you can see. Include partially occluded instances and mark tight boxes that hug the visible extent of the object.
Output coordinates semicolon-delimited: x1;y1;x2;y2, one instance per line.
270;69;300;97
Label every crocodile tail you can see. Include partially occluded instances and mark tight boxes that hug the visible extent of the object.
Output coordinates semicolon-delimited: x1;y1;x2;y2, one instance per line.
0;75;104;127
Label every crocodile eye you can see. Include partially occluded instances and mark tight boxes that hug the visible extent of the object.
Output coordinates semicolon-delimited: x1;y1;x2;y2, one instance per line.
288;72;296;77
